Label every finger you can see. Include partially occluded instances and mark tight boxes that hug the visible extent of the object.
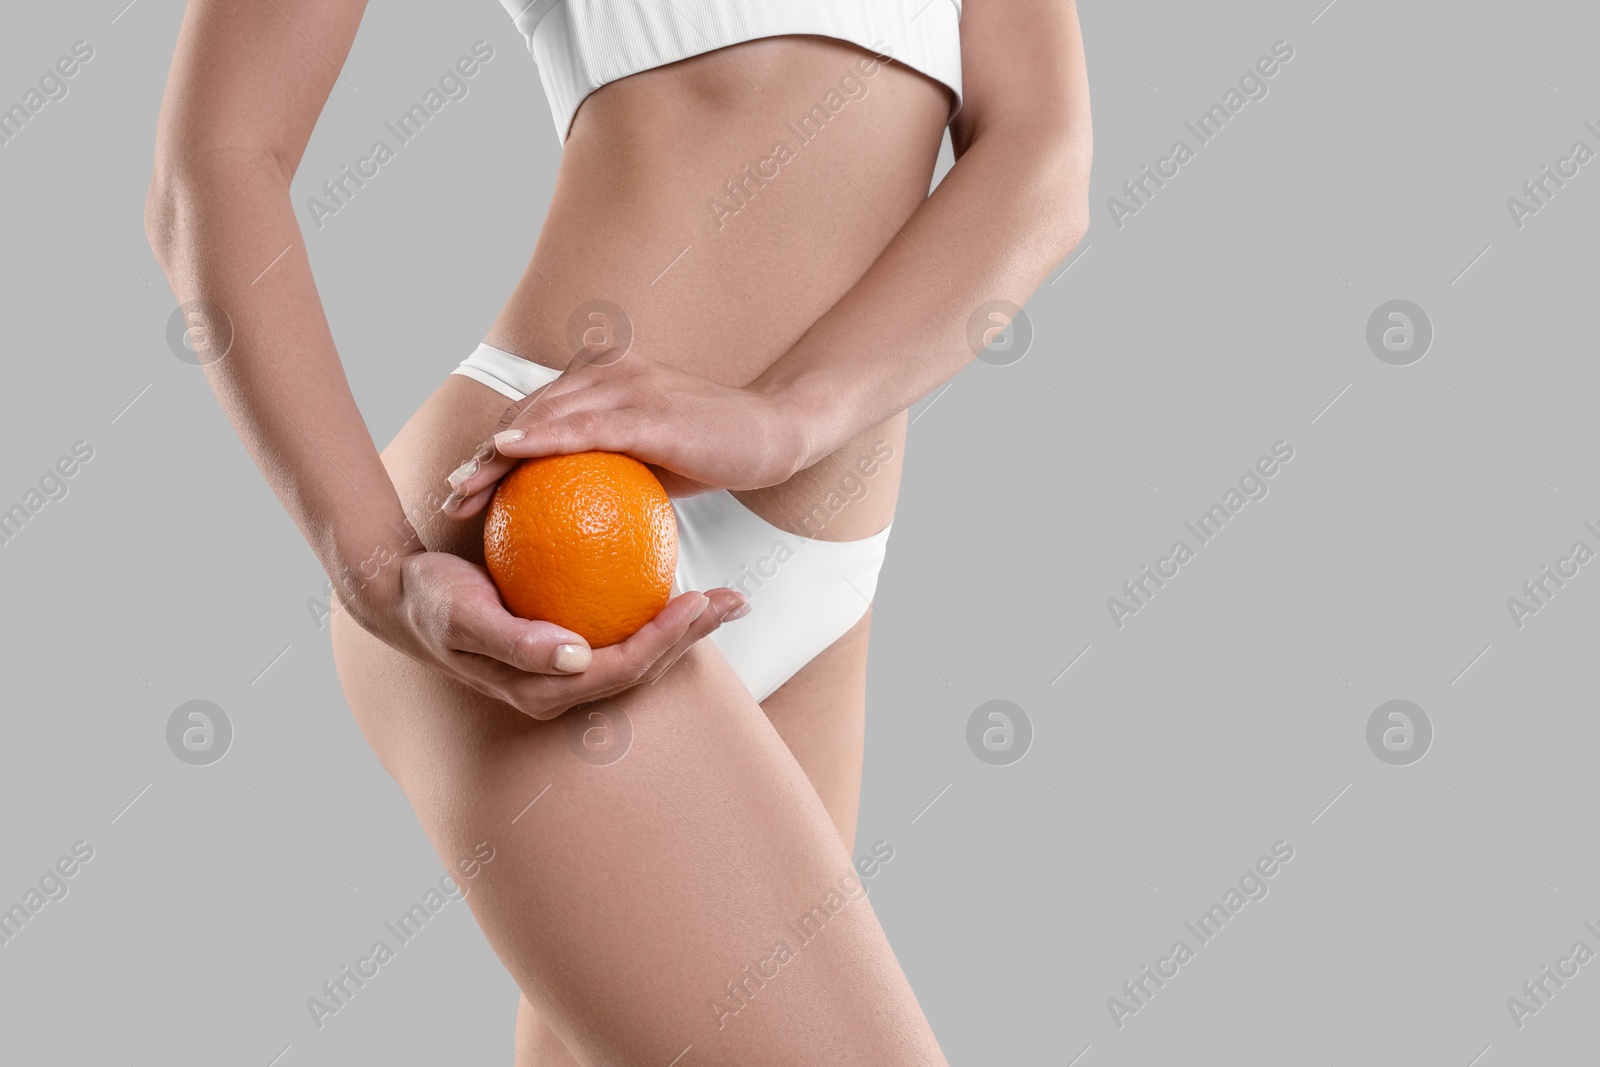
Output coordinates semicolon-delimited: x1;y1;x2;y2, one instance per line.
637;587;748;686
493;409;649;462
444;414;636;510
505;592;710;717
441;481;496;520
651;469;717;498
559;586;743;700
442;379;619;502
556;591;710;694
515;363;591;406
501;371;617;433
446;591;595;676
441;374;576;501
708;586;752;623
460;588;741;719
441;436;516;508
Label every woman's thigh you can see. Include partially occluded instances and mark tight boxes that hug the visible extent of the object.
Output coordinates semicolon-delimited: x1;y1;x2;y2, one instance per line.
508;609;876;1065
760;610;872;849
332;376;939;1065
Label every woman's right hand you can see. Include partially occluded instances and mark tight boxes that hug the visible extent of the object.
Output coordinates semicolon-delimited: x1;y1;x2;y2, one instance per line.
350;550;747;720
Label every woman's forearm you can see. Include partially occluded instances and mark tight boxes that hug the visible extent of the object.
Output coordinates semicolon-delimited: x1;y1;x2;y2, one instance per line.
147;157;417;616
754;128;1089;467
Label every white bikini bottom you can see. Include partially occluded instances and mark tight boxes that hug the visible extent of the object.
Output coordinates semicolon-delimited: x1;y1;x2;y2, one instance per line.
452;343;892;702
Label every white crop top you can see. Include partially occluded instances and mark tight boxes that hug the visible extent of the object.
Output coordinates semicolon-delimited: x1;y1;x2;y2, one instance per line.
498;0;963;140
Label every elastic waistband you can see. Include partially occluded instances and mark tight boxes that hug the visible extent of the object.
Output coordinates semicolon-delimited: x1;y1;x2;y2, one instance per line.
452;342;563;401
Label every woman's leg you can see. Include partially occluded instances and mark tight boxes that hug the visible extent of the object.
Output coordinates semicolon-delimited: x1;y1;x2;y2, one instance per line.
512;611;874;1064
758;611;872;850
335;609;938;1065
332;377;940;1066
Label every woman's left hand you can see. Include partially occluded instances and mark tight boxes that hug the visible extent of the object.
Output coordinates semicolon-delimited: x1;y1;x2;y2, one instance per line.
440;353;810;515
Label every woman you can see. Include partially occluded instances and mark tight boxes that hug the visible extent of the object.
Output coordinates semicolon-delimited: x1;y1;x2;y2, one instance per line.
147;0;1088;1062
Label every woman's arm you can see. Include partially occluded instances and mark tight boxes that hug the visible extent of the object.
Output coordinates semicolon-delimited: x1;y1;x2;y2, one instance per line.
146;0;405;617
148;0;740;716
448;0;1089;499
755;0;1091;461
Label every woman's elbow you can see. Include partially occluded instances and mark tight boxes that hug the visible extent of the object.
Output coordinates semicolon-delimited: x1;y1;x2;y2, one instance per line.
144;154;209;269
143;144;294;266
965;109;1091;262
1011;127;1091;264
1046;187;1091;264
143;168;178;267
1041;118;1092;255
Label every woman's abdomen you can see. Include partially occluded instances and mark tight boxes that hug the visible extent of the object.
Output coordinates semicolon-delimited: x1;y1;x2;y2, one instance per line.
486;35;950;538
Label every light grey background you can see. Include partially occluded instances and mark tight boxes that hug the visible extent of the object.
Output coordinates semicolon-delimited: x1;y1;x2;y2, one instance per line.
2;1;1596;1064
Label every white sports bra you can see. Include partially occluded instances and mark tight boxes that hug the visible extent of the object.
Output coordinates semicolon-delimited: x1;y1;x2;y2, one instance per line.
498;0;963;140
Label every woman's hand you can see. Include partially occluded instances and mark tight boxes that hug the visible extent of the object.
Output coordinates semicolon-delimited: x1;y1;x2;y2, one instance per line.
350;550;748;720
440;353;810;513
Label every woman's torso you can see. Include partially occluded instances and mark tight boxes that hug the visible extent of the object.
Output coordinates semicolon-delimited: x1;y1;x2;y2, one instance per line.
485;35;951;539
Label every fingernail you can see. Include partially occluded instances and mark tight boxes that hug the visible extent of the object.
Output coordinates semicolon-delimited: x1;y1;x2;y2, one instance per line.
689;594;711;622
553;643;591;673
447;457;478;487
721;600;751;622
494;429;526;447
441;489;465;513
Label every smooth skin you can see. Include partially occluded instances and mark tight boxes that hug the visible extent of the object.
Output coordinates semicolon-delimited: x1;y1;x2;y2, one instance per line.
147;2;1088;1063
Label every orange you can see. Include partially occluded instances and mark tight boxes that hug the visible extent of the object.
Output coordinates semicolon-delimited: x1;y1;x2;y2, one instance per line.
484;451;678;647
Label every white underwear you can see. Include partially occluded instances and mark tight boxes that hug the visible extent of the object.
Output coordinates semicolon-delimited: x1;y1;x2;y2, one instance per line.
452;343;892;702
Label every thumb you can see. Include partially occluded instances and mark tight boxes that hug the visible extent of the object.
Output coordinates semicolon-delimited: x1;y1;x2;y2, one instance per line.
448;578;594;674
